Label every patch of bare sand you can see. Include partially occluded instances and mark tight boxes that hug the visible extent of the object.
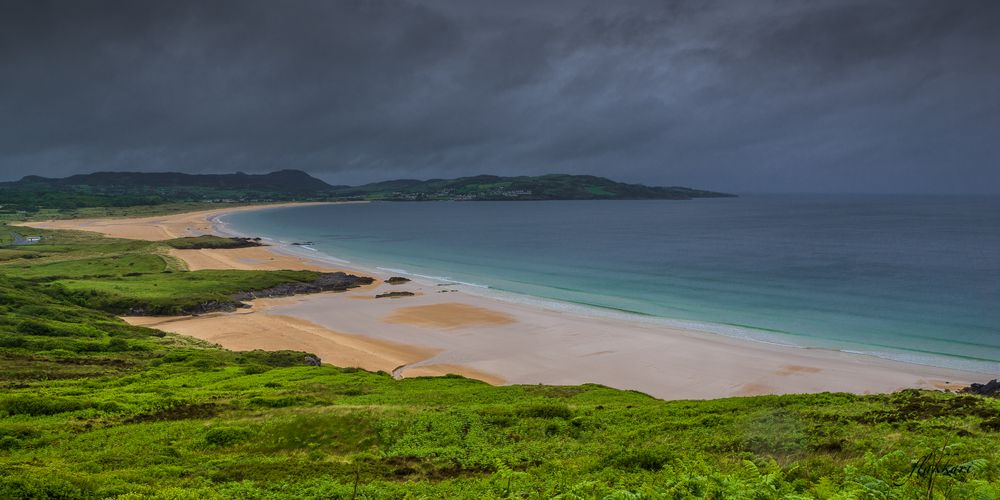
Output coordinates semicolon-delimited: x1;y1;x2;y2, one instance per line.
169;246;333;272
384;302;515;329
125;301;436;373
735;383;775;396
777;364;823;376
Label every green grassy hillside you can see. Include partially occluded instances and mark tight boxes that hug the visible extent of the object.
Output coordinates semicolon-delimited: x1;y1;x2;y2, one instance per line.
0;220;997;499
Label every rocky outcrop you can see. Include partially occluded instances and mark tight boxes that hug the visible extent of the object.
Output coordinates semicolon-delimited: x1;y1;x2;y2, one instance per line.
165;236;264;249
232;272;374;302
375;291;415;299
385;276;411;285
126;300;244;316
962;379;1000;397
303;355;322;366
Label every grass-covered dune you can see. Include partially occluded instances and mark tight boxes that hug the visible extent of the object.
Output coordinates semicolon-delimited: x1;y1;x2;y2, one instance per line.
162;235;264;250
0;219;998;499
53;269;323;315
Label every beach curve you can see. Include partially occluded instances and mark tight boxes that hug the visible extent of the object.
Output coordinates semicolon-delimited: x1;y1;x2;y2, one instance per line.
18;202;987;399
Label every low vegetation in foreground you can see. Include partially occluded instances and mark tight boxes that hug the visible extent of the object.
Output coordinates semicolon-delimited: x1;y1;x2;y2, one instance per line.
0;220;998;499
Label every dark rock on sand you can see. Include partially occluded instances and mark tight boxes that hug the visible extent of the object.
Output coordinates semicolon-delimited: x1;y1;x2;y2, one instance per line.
232;272;375;302
963;379;1000;397
303;355;322;366
171;236;264;249
375;291;415;299
385;276;411;285
127;299;240;316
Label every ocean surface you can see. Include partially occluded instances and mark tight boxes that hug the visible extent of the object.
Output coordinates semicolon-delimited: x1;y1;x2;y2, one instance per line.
223;196;1000;373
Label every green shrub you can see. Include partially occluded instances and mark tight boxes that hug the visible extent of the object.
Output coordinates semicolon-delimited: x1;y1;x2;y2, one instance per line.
257;414;380;453
0;436;21;450
106;337;129;351
16;319;63;336
238;350;309;367
205;426;253;447
517;403;573;419
0;473;89;499
602;448;676;471
126;402;219;423
479;407;515;427
241;364;269;375
249;396;311;408
43;348;76;358
0;335;26;348
982;416;1000;432
0;396;88;416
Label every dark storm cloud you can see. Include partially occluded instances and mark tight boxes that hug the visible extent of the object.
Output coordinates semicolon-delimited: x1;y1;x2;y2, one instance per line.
1;0;997;193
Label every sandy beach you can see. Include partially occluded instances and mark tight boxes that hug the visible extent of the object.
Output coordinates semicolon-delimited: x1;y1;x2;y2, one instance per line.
20;203;984;399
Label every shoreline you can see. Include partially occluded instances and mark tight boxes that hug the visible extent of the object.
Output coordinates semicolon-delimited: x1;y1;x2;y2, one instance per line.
21;203;988;399
214;206;998;376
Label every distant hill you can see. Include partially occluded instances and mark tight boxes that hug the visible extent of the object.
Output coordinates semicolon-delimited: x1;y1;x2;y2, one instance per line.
331;174;735;201
0;170;338;211
0;170;733;211
16;169;333;193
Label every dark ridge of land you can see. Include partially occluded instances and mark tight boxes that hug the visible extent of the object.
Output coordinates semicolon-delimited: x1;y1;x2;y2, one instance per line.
0;170;734;212
328;173;736;201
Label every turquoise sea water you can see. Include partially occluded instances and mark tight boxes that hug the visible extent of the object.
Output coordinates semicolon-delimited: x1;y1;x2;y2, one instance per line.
223;196;1000;373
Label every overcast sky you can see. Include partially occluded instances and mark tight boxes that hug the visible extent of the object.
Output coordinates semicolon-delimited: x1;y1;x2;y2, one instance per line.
1;0;998;193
